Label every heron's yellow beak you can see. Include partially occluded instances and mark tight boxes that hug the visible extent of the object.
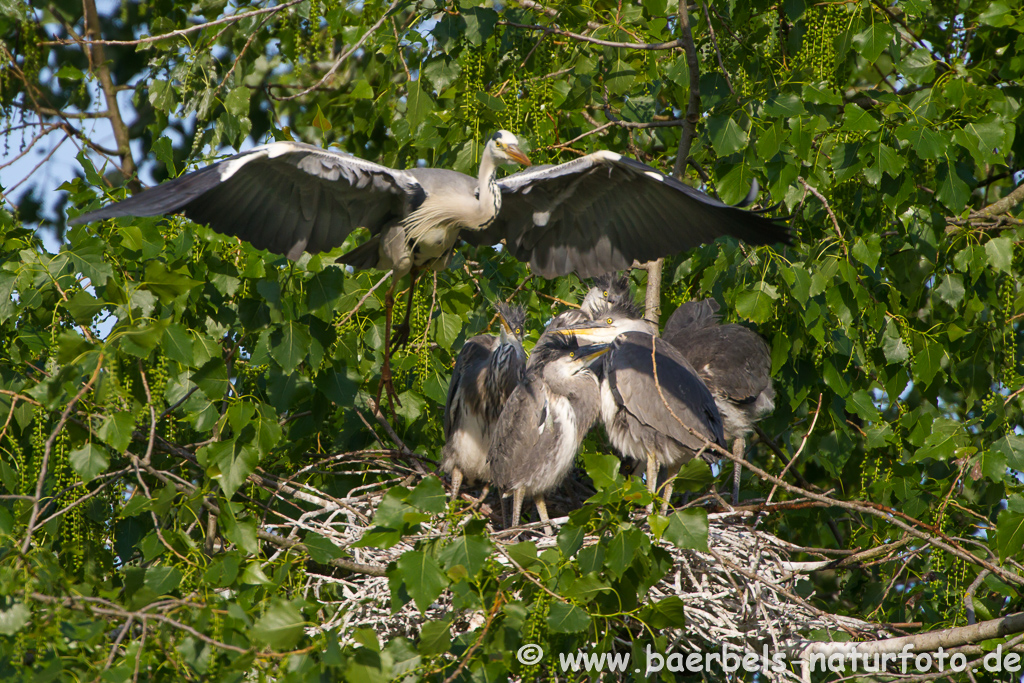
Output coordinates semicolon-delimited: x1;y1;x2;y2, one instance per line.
551;324;619;344
576;344;611;366
508;145;531;167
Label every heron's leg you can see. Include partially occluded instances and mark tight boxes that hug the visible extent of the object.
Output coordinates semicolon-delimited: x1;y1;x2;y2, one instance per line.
476;484;490;504
659;464;682;516
645;453;658;513
450;467;464;501
535;496;552;536
511;488;525;530
376;280;403;415
732;437;745;506
391;268;418;348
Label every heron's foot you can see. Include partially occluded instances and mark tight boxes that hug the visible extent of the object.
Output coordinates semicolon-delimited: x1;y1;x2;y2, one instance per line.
391;322;411;348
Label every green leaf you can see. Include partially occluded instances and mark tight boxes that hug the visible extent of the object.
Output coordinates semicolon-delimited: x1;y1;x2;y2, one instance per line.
408;476;446;513
556;524;586;557
98;412;136;453
842;104;880;133
350;80;374;99
993;435;1024;471
0;602;30;636
547;602;591;633
418;619;451;656
144;566;183;594
912;343;944;387
271;321;311;374
438;533;492;577
463;7;498;45
641;595;686;628
936;161;970;212
895;123;946;160
435;311;462;349
198;441;259;499
735;282;778;323
996;510;1024;562
506;541;540;569
984;237;1013;274
475;90;506;111
162;323;194;365
252;599;306;650
707;114;748;156
584;451;623;491
606;59;637;95
764;92;804;117
934;274;965;307
848;390;881;422
671;458;714;493
605;527;643;579
304;533;344;563
852;234;881;270
406;81;433;132
69;444;109;482
882;321;909;364
978;1;1015;26
664;508;709;550
394;551;448;612
853;22;895;62
224;87;250;117
312;105;332;133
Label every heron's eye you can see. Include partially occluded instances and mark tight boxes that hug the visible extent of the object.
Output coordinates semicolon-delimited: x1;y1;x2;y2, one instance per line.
606;317;613;324
603;290;609;297
569;351;575;358
515;328;521;335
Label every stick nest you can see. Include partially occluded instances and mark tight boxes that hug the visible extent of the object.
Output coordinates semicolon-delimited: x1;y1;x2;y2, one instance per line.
272;470;888;682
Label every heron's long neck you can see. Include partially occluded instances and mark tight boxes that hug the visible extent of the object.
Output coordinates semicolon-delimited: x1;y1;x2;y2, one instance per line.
477;148;501;227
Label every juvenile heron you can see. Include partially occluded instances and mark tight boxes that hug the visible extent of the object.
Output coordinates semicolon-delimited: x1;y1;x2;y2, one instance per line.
488;334;609;532
663;298;775;503
442;302;527;501
560;304;725;512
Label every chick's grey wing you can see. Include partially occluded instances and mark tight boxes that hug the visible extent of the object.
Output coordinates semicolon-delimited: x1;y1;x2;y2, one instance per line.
444;335;498;438
610;333;726;449
678;325;772;404
71;141;424;260
487;378;551;489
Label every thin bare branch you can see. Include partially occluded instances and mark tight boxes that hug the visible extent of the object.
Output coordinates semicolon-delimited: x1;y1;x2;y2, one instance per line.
42;0;304;47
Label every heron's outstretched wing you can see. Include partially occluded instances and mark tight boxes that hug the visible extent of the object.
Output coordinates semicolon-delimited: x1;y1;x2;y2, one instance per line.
465;151;791;278
70;141;425;260
608;332;726;450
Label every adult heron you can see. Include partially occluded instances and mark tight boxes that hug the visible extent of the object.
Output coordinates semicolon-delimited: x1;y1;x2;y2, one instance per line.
488;334;609;532
560;303;725;512
662;298;774;503
69;131;789;398
442;301;527;501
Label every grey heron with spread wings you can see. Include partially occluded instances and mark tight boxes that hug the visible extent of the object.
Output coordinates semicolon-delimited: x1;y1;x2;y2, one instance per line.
70;131;790;401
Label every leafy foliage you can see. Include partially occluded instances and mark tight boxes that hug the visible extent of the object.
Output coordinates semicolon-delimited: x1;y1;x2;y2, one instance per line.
1;0;1023;679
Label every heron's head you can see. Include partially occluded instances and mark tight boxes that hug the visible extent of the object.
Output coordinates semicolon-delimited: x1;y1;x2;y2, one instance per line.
549;303;654;343
532;333;610;381
494;301;527;343
581;273;633;319
488;130;531;167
